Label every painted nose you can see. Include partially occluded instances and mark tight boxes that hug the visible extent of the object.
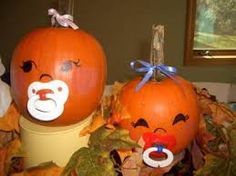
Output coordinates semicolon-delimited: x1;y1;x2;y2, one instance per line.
154;127;167;134
40;73;53;82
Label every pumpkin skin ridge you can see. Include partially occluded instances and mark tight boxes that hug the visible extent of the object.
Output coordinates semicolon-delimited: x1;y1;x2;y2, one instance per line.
10;27;107;126
110;76;200;154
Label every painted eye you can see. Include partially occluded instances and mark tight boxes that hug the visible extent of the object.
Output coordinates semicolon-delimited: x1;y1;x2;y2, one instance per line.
131;118;149;128
172;113;189;125
21;60;36;72
61;59;80;72
61;61;73;72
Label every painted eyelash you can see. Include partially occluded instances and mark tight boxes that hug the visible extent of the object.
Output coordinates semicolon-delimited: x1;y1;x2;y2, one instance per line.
20;60;37;72
131;118;149;128
72;59;80;67
172;113;189;125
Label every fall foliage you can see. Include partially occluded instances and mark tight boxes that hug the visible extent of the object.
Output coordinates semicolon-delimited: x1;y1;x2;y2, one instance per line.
1;82;236;176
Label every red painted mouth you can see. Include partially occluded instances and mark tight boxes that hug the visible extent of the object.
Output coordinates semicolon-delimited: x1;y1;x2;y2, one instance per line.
142;132;176;158
36;89;54;100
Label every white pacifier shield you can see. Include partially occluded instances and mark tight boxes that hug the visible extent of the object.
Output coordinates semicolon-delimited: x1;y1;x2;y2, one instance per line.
143;147;174;168
27;80;69;121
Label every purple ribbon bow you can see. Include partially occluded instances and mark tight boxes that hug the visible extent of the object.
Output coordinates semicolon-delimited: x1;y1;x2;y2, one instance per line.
130;60;177;91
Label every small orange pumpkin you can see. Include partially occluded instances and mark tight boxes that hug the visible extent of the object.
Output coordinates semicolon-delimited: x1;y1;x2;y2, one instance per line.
10;27;107;126
110;76;200;155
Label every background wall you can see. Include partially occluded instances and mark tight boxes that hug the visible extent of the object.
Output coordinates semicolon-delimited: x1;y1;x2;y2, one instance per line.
0;0;58;83
0;0;235;84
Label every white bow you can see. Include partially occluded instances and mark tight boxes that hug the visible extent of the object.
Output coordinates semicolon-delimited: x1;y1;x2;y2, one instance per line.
48;8;79;30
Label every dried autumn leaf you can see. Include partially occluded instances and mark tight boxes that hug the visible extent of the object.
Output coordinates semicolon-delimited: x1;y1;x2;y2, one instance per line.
0;103;20;132
194;154;233;176
89;126;139;151
121;152;141;176
111;81;126;96
80;114;106;136
191;140;204;170
63;126;138;176
195;86;236;126
229;121;236;158
5;138;23;173
11;162;63;176
0;147;7;176
62;147;116;176
196;115;216;150
209;103;236;125
0;131;16;148
196;115;216;157
0;138;23;176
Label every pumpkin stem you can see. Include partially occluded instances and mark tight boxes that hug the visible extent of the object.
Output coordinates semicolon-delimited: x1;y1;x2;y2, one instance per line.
149;25;164;81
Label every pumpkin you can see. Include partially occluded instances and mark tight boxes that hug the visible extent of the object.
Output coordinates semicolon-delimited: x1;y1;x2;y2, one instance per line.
10;27;107;126
110;76;200;155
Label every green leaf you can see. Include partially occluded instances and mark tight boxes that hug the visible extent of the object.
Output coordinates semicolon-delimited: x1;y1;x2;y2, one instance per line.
229;123;236;158
89;126;139;152
89;126;114;149
62;126;139;176
231;158;236;174
194;154;231;176
62;147;115;176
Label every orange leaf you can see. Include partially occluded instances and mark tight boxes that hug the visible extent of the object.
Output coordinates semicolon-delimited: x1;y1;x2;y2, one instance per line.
0;138;22;176
80;114;106;136
0;147;7;176
111;81;126;95
5;138;22;163
191;140;204;170
11;162;63;176
0;103;20;132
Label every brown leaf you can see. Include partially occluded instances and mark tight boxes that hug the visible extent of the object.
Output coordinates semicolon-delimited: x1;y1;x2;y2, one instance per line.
0;103;20;132
191;140;204;170
196;115;216;148
0;131;15;148
5;138;22;163
0;147;7;176
80;114;106;136
0;138;22;176
111;81;126;95
5;138;23;175
108;96;131;125
195;86;236;126
208;103;236;125
11;162;63;176
121;151;142;176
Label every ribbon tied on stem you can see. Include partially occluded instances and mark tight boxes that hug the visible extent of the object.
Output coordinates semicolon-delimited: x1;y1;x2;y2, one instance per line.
130;60;177;91
48;8;79;30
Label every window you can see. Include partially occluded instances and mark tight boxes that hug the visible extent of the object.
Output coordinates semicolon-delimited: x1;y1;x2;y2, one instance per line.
184;0;236;65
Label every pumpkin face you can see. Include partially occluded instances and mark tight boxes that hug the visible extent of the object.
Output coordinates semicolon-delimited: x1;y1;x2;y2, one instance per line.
10;27;107;126
110;76;200;154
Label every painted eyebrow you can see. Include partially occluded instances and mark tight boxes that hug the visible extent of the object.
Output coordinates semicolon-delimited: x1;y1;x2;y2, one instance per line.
131;118;149;128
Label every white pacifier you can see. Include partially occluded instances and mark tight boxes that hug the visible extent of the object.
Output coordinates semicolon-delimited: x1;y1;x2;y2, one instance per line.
27;80;69;121
143;145;174;168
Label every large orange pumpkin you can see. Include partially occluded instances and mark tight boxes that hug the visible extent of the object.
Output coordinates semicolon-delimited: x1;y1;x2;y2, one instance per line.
110;76;200;155
10;27;107;126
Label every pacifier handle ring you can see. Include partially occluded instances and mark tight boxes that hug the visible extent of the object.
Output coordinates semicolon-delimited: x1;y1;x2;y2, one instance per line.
143;147;174;168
